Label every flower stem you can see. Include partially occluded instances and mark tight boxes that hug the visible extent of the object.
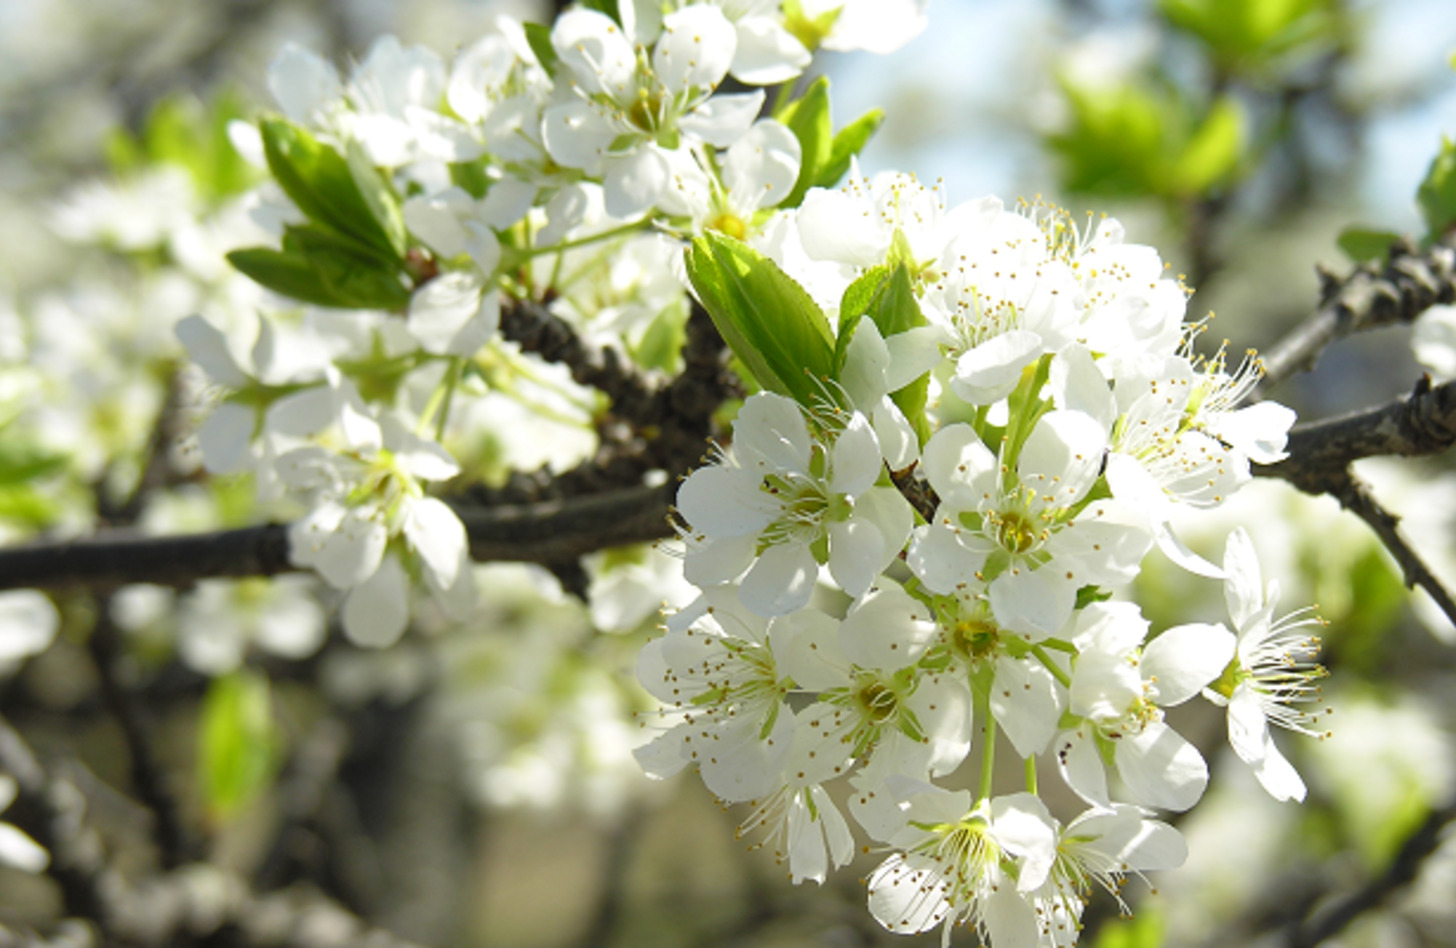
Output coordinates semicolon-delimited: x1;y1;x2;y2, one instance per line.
975;684;996;803
519;220;649;260
1031;644;1072;689
1024;755;1038;796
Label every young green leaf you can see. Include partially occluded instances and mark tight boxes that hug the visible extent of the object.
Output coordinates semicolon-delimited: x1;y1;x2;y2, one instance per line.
259;118;400;260
686;231;835;408
820;108;884;189
1418;137;1456;242
523;22;560;79
227;247;351;308
346;139;409;258
777;76;832;209
1336;227;1401;265
198;669;279;821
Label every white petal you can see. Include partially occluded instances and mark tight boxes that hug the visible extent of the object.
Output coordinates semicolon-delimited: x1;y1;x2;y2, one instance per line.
1223;527;1264;629
677;466;773;537
1018;409;1106;507
828;413;882;497
315;507;387;590
0;824;48;873
827;518;882;600
198;403;256;475
341;554;410;648
1140;622;1235;707
408;271;487;355
868;854;949;935
403;497;467;591
1208;400;1296;464
1252;735;1307;802
678;91;765;148
268;43;341;122
654;5;736;93
683;533;756;586
905;524;986;595
176;314;250;388
740;542;817;616
552;8;636;95
990;568;1076;640
734;392;812;473
402;189;473;259
603;146;670;218
990;792;1057;892
1050;343;1116;430
950;330;1043;404
1227;684;1270;765
541;101;615;171
920;423;995;508
0;591;59;664
840;583;937;670
724;119;801;212
1056;728;1111;808
770;609;848;691
1115;721;1208;812
730;19;811;84
989;655;1064;758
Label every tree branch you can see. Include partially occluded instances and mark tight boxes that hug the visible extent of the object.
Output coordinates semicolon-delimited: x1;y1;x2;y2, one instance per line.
1257;238;1456;393
0;484;675;593
1259;374;1456;496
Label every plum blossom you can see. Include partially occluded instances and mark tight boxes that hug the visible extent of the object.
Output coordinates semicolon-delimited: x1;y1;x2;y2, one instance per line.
675;392;912;616
1204;527;1329;802
907;411;1152;637
542;6;763;217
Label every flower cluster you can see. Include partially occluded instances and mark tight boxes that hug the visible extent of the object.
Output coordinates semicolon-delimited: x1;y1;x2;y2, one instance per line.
28;0;1335;940
642;175;1331;945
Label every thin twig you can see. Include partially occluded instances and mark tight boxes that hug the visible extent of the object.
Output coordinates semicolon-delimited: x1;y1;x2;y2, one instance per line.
1288;803;1456;948
1257;238;1456;393
87;599;194;868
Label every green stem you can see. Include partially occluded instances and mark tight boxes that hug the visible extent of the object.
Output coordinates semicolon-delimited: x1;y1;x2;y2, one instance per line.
434;356;465;441
1031;644;1072;689
1024;755;1038;796
520;219;649;260
975;684;996;804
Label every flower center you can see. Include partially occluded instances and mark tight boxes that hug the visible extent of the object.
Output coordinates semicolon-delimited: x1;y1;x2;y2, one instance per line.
996;510;1038;554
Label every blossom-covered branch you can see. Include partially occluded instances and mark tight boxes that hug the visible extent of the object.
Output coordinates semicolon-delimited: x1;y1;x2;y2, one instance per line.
1257;237;1456;392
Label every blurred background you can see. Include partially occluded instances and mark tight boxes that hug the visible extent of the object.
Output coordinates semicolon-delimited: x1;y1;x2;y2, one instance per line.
4;1;1456;946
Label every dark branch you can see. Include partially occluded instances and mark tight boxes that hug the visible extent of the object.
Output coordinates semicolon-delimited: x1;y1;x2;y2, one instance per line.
0;484;675;593
1257;238;1456;393
1258;374;1456;496
1288;803;1456;948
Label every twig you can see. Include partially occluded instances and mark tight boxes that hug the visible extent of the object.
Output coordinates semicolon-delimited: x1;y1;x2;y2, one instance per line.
1288;803;1456;948
1253;373;1456;626
1257;238;1456;393
87;599;194;868
0;718;426;948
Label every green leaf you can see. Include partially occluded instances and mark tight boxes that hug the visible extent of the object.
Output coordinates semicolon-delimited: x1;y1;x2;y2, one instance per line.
449;160;491;199
777;76;832;209
286;225;412;310
1047;81;1169;197
1159;0;1335;75
0;484;61;527
579;0;620;23
1091;906;1164;948
1418;137;1456;241
820;108;884;189
346;139;408;258
227;247;349;307
686;231;835;408
833;264;892;371
1171;96;1244;194
0;442;68;486
1336;227;1401;264
523;22;560;79
198;670;279;821
259;118;400;260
